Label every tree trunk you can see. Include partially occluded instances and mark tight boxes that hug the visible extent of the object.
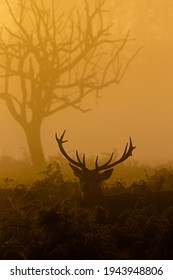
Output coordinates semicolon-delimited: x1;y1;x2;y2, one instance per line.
25;122;46;172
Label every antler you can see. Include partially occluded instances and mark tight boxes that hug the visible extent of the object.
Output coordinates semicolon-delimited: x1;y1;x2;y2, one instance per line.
56;130;136;172
94;137;136;171
55;130;87;169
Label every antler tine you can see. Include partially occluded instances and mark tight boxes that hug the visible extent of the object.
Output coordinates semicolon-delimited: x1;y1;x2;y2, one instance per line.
76;151;86;168
122;142;128;157
95;156;99;168
55;130;66;142
83;153;86;166
96;137;136;171
129;137;133;155
95;153;114;169
61;129;67;142
55;130;85;169
120;139;133;159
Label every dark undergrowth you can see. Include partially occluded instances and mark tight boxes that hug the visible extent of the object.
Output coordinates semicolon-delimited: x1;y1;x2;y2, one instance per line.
0;162;173;260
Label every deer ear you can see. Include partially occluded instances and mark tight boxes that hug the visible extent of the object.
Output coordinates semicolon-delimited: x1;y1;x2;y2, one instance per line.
69;163;83;178
100;169;113;181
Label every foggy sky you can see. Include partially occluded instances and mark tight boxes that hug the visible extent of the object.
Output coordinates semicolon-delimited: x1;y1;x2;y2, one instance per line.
0;0;173;166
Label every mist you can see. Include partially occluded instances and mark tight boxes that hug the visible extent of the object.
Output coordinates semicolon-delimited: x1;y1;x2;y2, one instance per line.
1;1;173;261
0;0;173;169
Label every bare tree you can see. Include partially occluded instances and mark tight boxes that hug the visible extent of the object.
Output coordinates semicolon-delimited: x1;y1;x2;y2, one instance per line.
0;0;140;170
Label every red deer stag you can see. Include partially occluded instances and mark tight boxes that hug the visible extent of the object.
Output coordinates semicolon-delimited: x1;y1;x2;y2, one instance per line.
55;130;136;206
55;131;173;223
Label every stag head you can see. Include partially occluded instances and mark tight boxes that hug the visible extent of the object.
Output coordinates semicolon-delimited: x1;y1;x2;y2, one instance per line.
55;130;136;203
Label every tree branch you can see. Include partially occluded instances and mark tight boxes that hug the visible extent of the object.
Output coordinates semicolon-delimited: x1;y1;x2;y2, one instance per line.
0;0;139;125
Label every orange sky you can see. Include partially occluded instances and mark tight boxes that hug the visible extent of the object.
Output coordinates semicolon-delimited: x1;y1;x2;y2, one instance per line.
0;0;173;166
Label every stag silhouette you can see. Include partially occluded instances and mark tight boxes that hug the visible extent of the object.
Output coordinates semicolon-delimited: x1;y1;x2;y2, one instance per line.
55;130;173;223
55;130;136;205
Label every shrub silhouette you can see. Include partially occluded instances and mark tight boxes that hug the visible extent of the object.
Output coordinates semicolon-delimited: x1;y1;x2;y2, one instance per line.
0;164;173;259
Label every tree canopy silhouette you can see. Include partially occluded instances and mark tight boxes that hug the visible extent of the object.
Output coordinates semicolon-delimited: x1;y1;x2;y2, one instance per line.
0;0;140;170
